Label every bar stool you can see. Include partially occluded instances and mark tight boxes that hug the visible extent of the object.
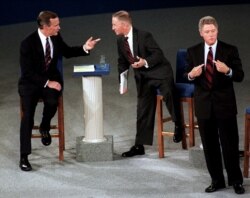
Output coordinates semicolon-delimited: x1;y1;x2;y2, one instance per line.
20;95;65;161
244;107;250;177
157;49;198;158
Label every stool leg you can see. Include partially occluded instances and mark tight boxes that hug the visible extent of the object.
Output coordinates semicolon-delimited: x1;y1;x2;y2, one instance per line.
180;99;187;149
244;114;250;177
188;98;195;147
58;95;64;161
59;96;65;151
157;96;164;158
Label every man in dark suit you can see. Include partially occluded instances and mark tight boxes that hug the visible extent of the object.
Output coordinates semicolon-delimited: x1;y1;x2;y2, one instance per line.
111;10;184;157
186;16;244;194
18;10;100;171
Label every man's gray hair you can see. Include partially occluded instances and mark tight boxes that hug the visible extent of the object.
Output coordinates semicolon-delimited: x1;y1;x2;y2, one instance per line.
198;16;218;31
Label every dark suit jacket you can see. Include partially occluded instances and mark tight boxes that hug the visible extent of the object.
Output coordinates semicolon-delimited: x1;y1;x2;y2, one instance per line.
18;31;87;95
116;28;173;86
186;40;244;119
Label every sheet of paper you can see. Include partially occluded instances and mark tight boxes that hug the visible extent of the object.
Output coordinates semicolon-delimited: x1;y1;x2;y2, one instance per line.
119;69;128;94
74;65;95;72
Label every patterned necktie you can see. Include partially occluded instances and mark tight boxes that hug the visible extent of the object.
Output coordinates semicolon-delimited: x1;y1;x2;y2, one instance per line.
205;47;214;89
45;37;51;70
123;37;135;64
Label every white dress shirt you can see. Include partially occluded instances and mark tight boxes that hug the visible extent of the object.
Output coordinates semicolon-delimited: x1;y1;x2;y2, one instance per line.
38;28;53;58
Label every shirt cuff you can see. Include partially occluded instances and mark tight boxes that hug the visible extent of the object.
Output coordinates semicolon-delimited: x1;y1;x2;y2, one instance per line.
44;80;49;88
225;68;232;77
144;59;149;68
188;73;195;81
83;45;89;54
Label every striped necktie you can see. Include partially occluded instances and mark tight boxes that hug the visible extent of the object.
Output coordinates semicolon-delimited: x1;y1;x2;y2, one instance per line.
45;37;51;70
123;37;135;64
205;47;214;89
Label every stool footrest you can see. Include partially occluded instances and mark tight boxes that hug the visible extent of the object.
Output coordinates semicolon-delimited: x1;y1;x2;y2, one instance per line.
162;117;172;123
162;131;174;136
31;133;60;138
33;125;58;130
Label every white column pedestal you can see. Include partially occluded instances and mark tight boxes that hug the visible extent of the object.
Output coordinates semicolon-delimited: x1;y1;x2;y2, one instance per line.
81;76;106;143
74;64;113;162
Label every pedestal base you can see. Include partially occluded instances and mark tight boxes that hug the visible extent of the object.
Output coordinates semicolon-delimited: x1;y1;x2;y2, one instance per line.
76;135;113;162
189;146;206;169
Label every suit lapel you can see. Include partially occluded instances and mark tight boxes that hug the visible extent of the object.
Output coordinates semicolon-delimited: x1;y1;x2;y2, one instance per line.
51;36;58;59
34;31;46;65
197;43;205;65
118;28;139;63
196;43;209;88
215;41;223;61
212;41;223;85
119;36;130;61
132;28;139;58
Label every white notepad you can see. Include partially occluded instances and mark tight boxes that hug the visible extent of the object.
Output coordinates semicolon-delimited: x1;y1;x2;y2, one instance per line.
74;65;95;72
119;69;128;94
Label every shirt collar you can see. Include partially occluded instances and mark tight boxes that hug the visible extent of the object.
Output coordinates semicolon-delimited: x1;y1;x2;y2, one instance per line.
205;40;218;51
38;28;48;41
125;27;133;39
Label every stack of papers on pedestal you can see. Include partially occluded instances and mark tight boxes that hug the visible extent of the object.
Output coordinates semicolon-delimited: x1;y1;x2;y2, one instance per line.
74;65;95;72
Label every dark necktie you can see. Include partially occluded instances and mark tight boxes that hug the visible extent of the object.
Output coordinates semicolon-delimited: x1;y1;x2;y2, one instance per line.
123;37;135;64
205;47;214;89
45;37;51;70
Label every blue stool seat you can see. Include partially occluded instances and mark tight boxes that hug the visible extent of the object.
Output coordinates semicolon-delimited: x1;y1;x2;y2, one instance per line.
156;83;194;98
176;83;194;98
246;107;250;114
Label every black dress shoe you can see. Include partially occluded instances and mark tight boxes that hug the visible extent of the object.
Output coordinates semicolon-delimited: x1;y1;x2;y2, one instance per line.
233;183;245;194
19;157;32;171
205;182;226;193
122;145;145;157
40;129;51;146
173;126;183;143
239;150;244;157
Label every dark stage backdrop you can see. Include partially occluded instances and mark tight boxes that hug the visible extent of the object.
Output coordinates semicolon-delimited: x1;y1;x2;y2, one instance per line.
1;0;249;25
